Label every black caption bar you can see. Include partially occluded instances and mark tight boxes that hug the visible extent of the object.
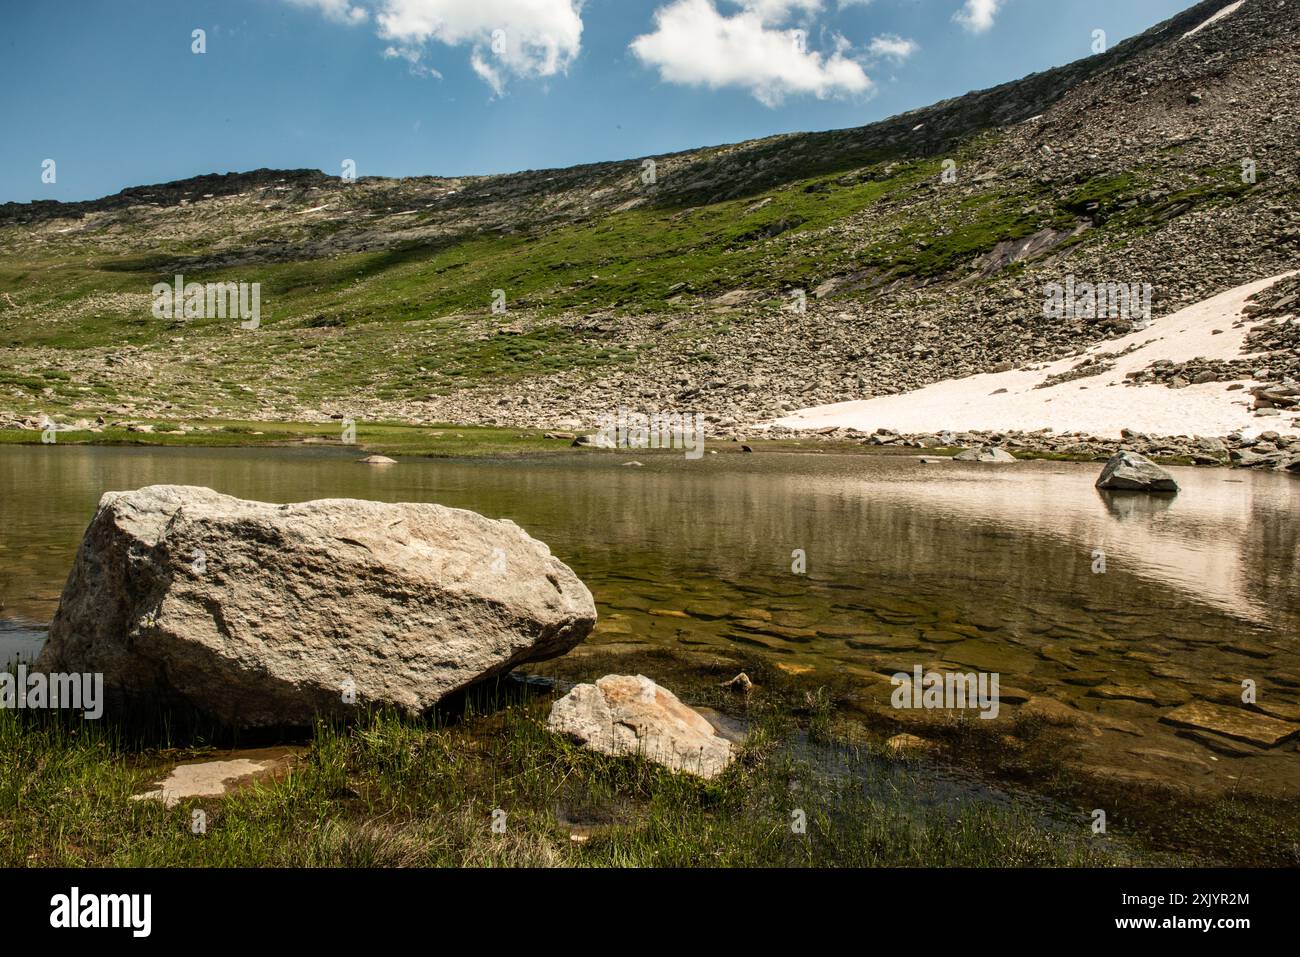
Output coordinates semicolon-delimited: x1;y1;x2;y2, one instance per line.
2;867;1282;942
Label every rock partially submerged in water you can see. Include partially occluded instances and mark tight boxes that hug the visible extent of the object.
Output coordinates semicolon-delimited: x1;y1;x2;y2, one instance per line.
547;674;734;778
37;485;595;727
357;454;397;465
885;733;936;755
954;446;1017;463
1095;450;1179;492
1159;701;1297;748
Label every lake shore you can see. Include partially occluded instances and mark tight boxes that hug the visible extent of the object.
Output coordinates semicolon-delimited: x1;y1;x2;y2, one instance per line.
2;413;1296;470
2;443;1296;868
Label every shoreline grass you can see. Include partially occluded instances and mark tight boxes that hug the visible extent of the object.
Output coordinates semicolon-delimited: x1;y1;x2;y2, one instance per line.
3;648;1292;868
0;682;1168;869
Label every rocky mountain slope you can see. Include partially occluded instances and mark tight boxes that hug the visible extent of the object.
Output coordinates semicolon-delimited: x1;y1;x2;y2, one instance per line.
1;0;1296;438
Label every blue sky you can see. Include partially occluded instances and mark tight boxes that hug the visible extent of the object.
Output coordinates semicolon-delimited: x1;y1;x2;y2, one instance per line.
0;0;1196;203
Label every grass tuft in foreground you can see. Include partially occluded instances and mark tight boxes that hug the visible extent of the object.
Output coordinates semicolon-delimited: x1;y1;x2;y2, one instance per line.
0;679;1171;868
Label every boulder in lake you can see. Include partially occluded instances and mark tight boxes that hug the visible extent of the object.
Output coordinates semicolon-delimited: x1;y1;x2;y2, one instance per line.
1095;450;1179;492
547;674;733;778
37;485;595;727
954;446;1017;463
357;454;397;465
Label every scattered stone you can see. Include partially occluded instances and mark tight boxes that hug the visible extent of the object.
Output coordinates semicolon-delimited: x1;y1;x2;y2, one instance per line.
1174;728;1261;758
1125;746;1212;771
885;733;935;755
996;685;1033;705
1249;699;1300;723
954;446;1017;463
1019;696;1084;727
1086;684;1164;705
722;672;754;694
1160;701;1298;748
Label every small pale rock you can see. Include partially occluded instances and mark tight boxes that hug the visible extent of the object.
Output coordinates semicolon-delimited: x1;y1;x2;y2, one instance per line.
954;446;1017;463
722;672;753;694
885;733;935;754
547;674;733;778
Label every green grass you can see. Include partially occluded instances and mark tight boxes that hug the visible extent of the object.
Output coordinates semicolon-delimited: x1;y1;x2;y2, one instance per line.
0;418;587;459
2;639;1288;868
1063;164;1261;232
1;146;1289;417
0;155;1006;355
0;682;1161;868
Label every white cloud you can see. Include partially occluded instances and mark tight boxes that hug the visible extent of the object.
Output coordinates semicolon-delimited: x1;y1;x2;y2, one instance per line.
288;0;584;94
953;0;1003;34
868;33;917;60
287;0;369;24
375;0;583;92
383;44;443;78
631;0;873;107
731;0;824;21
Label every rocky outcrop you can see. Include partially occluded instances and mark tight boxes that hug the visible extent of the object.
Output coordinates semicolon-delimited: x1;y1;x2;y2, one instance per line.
1095;450;1180;492
547;674;734;778
757;424;1300;470
36;485;596;727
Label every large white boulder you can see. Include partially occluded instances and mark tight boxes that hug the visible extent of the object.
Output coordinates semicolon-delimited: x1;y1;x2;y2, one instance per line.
37;486;595;727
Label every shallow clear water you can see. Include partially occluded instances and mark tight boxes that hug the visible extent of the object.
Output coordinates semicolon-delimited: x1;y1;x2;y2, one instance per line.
2;444;1297;793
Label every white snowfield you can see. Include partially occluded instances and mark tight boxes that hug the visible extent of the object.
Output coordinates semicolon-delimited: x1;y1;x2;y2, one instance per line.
1182;0;1246;40
771;273;1298;441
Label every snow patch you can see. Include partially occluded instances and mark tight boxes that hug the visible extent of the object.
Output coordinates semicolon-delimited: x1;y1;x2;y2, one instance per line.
770;272;1298;441
1182;0;1246;40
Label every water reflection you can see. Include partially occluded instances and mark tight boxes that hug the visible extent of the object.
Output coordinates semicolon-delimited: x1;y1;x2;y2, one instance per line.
2;445;1297;632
